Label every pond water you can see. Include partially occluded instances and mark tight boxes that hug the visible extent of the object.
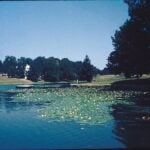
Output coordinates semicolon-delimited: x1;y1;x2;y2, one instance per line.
0;85;150;149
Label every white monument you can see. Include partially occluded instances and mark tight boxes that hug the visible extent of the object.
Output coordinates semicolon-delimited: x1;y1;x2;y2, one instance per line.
24;64;30;80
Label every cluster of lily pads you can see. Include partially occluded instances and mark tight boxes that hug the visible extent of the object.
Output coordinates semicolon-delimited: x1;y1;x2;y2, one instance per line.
11;88;141;125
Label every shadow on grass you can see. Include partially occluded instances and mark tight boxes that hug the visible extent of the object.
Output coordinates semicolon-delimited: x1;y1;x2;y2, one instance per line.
111;78;150;91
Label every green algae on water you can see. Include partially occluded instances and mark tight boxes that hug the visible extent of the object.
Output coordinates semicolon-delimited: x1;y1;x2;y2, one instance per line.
11;88;139;125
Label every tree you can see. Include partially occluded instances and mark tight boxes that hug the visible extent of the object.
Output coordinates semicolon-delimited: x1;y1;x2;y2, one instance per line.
107;0;150;78
16;57;27;78
73;61;83;80
16;57;33;79
80;55;93;82
60;58;76;81
27;57;45;81
91;65;101;76
101;67;110;75
27;65;39;81
43;57;60;81
3;56;17;77
108;20;143;77
125;0;150;75
0;55;100;82
0;60;3;73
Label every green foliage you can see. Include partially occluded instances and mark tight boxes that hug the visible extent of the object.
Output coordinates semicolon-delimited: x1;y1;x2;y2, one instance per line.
43;57;60;82
60;58;77;81
80;55;93;82
16;57;28;78
28;57;45;81
3;56;17;77
27;65;39;82
107;0;150;78
0;55;100;82
0;60;3;73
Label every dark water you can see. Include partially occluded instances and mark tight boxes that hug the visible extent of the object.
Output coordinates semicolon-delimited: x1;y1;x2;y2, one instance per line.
0;85;150;149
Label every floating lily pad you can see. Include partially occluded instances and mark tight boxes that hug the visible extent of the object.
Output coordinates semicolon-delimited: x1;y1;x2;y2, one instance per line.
11;88;141;125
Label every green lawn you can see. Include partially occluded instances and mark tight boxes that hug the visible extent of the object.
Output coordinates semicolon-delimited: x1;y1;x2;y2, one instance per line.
0;75;32;84
0;74;150;86
92;74;150;85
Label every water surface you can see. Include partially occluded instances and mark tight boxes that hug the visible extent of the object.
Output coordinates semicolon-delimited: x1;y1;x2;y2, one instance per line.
0;85;150;149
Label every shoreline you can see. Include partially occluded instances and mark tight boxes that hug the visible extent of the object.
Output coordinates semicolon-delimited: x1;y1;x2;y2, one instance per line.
0;76;33;84
0;75;150;91
71;83;150;91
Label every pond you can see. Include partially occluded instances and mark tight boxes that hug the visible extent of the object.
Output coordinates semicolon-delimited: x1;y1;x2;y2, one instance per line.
0;85;150;149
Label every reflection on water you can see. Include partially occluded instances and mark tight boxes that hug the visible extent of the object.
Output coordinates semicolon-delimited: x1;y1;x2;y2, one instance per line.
0;85;150;148
111;92;150;148
0;91;44;113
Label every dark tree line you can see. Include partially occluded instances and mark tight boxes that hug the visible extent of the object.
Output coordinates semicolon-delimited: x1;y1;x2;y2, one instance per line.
107;0;150;78
0;55;101;82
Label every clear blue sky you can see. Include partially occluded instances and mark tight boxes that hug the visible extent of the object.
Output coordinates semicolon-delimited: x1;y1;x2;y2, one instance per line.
0;0;128;69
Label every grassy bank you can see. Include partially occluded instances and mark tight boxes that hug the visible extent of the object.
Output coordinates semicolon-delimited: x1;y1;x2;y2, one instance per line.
0;75;32;84
0;74;150;88
93;74;150;85
71;74;150;90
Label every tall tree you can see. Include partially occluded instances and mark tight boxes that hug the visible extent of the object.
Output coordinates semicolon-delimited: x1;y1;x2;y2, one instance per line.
80;55;93;82
107;0;150;77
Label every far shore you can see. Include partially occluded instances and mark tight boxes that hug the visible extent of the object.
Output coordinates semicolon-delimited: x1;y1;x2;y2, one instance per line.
0;74;150;91
0;75;33;84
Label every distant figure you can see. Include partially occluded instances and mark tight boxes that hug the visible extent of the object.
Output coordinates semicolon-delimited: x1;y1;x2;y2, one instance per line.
24;64;30;80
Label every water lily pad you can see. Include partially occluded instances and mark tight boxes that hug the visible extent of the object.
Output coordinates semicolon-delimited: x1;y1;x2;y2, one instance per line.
11;87;139;125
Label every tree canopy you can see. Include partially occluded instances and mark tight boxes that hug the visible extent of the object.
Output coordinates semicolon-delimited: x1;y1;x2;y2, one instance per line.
0;55;100;82
107;0;150;78
80;55;93;82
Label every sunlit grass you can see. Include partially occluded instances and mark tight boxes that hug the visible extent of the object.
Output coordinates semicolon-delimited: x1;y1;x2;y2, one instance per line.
0;75;32;84
92;74;150;85
93;75;128;85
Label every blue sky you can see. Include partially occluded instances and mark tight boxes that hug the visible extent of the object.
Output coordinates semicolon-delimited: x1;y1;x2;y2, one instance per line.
0;0;128;69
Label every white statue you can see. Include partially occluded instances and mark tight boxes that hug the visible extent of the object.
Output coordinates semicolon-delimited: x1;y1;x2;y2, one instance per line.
24;64;30;80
